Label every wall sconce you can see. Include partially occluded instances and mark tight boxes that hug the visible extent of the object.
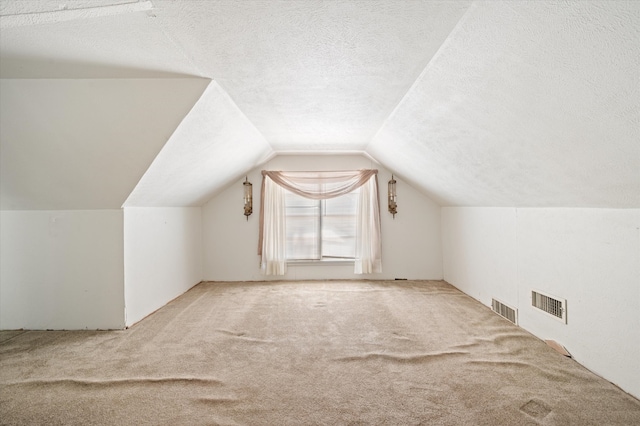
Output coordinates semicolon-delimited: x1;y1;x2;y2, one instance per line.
388;174;397;218
243;176;253;220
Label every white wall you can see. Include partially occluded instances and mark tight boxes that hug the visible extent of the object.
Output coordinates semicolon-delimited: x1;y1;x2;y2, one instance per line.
442;207;640;398
203;154;442;281
0;210;125;330
123;207;203;327
0;78;209;210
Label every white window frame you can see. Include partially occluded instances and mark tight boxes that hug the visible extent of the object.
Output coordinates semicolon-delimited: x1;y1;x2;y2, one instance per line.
284;189;359;264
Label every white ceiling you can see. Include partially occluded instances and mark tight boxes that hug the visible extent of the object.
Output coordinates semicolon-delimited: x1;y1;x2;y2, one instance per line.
0;0;638;209
369;1;640;207
123;81;273;207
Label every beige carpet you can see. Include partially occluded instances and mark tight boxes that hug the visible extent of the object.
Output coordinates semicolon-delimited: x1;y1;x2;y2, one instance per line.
1;280;639;425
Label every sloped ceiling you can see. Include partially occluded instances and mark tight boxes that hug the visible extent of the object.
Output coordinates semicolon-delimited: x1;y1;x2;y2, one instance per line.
123;81;272;207
0;0;638;209
152;0;471;151
0;78;209;209
369;1;640;207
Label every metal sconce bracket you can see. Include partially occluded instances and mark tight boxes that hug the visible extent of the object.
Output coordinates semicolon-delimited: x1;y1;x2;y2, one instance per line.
388;174;397;218
243;176;253;220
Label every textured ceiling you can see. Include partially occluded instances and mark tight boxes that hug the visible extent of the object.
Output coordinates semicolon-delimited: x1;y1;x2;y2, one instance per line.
0;0;638;208
369;1;640;207
0;0;195;77
152;0;471;151
123;81;272;207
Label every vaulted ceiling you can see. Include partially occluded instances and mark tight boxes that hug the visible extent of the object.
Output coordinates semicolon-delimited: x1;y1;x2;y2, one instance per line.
1;0;638;209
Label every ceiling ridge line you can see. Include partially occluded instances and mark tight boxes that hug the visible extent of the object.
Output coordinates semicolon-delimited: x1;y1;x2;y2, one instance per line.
363;1;478;154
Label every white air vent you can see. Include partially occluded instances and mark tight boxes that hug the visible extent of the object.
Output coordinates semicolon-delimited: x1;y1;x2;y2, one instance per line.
531;290;567;324
491;298;518;325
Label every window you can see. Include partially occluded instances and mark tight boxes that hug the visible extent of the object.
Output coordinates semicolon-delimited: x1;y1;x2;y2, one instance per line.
285;188;359;261
258;169;381;275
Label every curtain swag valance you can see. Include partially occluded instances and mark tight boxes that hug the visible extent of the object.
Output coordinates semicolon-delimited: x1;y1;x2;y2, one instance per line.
258;169;382;276
261;169;378;200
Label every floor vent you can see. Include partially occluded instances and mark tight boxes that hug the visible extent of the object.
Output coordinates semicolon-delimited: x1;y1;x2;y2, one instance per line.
491;298;517;325
531;290;567;323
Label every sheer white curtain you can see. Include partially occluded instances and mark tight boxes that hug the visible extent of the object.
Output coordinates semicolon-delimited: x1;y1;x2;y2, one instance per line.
259;175;287;275
355;175;382;274
258;170;382;275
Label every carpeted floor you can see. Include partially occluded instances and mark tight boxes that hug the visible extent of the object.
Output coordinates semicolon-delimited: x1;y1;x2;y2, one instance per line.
1;280;639;425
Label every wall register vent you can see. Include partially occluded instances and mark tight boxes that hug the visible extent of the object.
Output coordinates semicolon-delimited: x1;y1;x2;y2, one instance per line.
491;298;517;325
531;290;567;324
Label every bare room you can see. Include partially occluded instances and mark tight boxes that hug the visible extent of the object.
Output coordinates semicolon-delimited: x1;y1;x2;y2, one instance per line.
1;1;638;424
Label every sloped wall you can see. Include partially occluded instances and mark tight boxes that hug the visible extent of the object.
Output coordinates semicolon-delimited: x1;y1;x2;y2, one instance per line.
0;210;125;330
0;77;208;330
442;207;640;398
123;81;272;207
202;155;442;281
123;207;203;327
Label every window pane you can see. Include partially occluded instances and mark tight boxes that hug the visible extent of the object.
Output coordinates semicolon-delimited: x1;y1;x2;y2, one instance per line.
284;188;358;261
285;192;320;260
322;191;358;259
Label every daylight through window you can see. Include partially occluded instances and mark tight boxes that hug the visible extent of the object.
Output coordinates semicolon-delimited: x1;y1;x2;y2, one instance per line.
259;169;381;275
285;188;359;261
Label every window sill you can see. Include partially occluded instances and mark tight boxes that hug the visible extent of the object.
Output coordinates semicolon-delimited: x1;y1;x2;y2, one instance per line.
287;259;354;266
